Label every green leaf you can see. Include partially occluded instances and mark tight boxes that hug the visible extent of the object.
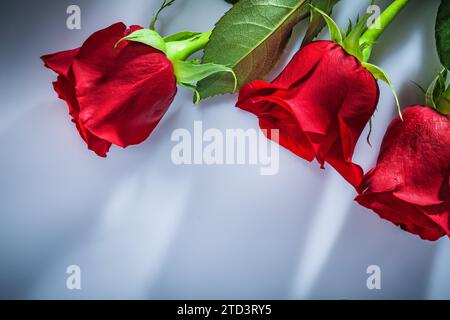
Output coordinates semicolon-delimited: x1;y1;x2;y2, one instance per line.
116;29;167;53
362;62;402;120
197;0;312;100
302;0;339;46
172;60;237;102
164;31;202;42
225;0;239;4
436;0;450;69
310;4;342;44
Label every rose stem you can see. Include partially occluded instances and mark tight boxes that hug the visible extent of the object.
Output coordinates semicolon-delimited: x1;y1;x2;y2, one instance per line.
360;0;410;62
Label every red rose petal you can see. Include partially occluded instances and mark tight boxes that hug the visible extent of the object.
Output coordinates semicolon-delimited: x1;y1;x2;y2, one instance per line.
41;48;79;80
71;24;176;148
53;75;111;157
356;106;450;241
237;41;379;189
42;22;177;155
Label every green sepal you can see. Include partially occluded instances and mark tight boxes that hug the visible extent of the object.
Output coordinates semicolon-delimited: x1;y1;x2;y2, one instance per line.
310;5;370;61
426;69;447;108
314;0;408;62
164;31;202;42
165;31;211;61
437;90;450;115
426;68;450;115
172;59;237;100
179;83;201;104
117;29;211;62
116;29;237;102
362;62;402;120
115;29;167;53
310;5;342;45
343;14;370;61
302;0;339;47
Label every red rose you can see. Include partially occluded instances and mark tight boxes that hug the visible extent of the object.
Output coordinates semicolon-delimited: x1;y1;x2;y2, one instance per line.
356;106;449;241
42;22;177;157
236;41;379;190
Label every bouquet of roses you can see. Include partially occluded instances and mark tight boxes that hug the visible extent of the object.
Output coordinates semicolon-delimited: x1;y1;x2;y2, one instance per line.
42;0;449;241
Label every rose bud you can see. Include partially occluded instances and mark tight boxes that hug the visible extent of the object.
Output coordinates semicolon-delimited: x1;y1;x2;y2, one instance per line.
237;40;379;188
42;23;176;157
42;21;235;157
356;106;449;241
236;3;407;190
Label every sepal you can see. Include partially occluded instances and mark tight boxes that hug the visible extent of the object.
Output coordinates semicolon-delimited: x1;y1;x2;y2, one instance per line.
310;5;342;45
115;29;167;53
172;59;237;104
116;29;236;102
362;62;402;119
426;69;450;115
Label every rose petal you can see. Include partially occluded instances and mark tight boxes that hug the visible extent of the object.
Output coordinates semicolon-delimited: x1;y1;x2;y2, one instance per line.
71;24;176;148
356;106;449;240
41;48;79;80
236;41;379;189
53;75;111;157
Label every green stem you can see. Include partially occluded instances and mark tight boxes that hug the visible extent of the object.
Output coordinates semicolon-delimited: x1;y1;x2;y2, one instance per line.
360;0;409;61
149;18;157;31
166;31;212;61
150;0;176;30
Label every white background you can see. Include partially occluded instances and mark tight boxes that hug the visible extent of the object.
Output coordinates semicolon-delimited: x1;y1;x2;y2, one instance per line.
0;0;448;299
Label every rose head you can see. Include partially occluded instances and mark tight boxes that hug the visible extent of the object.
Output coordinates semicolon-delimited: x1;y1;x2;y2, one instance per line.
42;23;177;157
236;41;379;189
356;106;450;241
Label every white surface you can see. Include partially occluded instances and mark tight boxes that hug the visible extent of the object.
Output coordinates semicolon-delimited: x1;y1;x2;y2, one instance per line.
0;0;448;299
